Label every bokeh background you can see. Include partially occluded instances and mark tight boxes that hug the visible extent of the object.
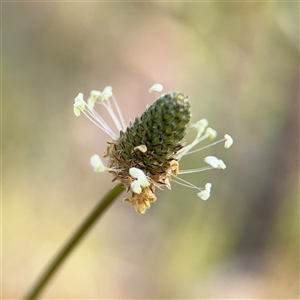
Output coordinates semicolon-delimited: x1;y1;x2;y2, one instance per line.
3;2;299;299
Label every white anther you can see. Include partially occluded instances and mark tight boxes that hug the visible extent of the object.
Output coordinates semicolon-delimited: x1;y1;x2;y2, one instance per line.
90;90;101;98
149;83;163;93
224;134;233;148
197;182;212;200
197;190;210;200
204;156;226;169
191;118;208;132
204;156;220;168
129;167;150;187
103;86;112;93
73;100;85;117
217;159;226;169
90;154;106;172
131;180;142;194
100;86;113;101
129;167;145;179
205;182;212;192
205;127;217;139
198;118;208;127
75;92;84;103
88;90;101;109
73;106;81;117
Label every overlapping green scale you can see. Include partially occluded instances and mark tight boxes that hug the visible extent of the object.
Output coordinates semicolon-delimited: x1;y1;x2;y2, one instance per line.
115;92;191;175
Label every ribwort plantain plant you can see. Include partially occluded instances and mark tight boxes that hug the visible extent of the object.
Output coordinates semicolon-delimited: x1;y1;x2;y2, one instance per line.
25;83;233;299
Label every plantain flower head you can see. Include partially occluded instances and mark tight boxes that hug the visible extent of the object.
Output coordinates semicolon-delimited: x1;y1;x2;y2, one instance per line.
73;85;233;214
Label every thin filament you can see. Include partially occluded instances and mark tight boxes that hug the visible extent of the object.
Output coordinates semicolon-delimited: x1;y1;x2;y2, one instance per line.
184;139;225;156
179;166;213;175
111;95;126;130
101;101;123;132
172;176;200;190
87;105;117;136
82;110;117;139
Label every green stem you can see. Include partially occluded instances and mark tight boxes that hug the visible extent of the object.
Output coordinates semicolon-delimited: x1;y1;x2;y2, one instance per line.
24;182;125;300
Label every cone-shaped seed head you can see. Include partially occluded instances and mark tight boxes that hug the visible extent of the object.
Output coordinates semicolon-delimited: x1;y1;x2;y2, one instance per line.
114;92;191;175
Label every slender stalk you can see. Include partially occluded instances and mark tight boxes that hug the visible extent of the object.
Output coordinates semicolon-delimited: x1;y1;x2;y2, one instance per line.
24;182;125;300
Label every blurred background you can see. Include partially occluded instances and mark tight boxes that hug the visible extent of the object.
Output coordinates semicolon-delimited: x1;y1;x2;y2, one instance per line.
3;2;299;299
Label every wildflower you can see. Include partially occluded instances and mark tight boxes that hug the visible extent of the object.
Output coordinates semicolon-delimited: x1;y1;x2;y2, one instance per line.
73;85;233;213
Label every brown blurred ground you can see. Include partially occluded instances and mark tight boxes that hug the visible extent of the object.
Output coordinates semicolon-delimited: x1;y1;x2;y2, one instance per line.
2;2;299;299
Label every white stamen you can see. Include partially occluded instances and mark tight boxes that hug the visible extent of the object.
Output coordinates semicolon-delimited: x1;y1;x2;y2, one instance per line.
73;102;84;117
91;90;101;98
149;83;163;93
90;154;106;172
75;93;84;103
139;176;150;187
81;109;117;139
176;120;214;159
224;134;233;148
204;156;221;168
198;190;210;200
205;183;212;192
218;159;226;169
103;86;112;93
205;127;217;139
87;90;101;109
131;180;142;194
204;156;226;169
197;182;212;200
74;86;123;139
175;131;203;158
129;167;150;187
100;86;113;101
129;167;145;179
73;94;86;117
190;118;208;132
73;108;81;117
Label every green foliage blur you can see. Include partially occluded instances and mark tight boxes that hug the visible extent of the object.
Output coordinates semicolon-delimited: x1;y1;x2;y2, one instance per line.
3;2;299;299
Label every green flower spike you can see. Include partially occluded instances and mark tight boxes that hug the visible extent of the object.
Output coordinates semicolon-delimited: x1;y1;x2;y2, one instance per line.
74;84;233;214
